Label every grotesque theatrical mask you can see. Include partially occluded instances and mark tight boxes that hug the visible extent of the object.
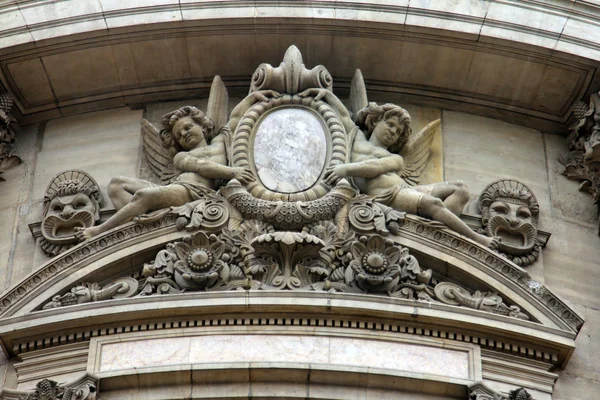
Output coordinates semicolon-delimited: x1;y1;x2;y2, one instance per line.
41;170;102;256
479;180;540;266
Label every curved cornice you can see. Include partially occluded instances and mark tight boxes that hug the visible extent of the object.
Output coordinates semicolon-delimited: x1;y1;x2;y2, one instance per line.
0;0;599;131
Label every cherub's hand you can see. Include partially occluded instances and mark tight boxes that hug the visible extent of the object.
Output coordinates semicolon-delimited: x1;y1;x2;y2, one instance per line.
252;90;281;102
232;167;255;184
323;164;348;186
298;88;329;101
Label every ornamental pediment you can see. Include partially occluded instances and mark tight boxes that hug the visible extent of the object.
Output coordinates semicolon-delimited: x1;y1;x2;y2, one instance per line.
0;46;584;399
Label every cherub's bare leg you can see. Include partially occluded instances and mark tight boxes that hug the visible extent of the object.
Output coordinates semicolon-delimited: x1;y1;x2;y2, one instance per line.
417;180;470;216
76;185;191;240
108;176;156;211
417;195;494;247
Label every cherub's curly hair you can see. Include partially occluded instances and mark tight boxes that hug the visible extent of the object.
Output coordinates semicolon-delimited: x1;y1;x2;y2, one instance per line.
356;102;412;153
159;106;215;151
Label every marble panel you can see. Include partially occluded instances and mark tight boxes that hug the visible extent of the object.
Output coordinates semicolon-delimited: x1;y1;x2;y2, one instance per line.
253;108;327;193
97;333;471;382
101;337;191;371
328;337;470;379
188;335;330;365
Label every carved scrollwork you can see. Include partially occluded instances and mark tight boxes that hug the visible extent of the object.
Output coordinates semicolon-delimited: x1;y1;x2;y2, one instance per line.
346;195;405;234
42;277;138;309
45;223;530;322
248;45;333;95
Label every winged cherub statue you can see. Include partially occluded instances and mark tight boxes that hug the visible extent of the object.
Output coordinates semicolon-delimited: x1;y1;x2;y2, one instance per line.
75;104;254;240
300;85;496;248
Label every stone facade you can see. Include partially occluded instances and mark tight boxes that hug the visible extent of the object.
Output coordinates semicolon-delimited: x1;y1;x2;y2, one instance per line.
0;1;598;400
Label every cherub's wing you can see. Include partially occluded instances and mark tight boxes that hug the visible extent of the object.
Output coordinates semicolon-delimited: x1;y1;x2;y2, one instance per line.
140;118;176;184
206;75;229;134
399;119;441;186
349;69;368;122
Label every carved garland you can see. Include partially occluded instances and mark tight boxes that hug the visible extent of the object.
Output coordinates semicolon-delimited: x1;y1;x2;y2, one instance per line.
232;94;347;202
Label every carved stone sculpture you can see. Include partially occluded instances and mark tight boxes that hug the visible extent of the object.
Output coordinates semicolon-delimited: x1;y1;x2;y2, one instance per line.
305;89;497;248
559;92;600;233
75;81;254;240
42;277;138;309
0;91;20;181
40;170;102;256
478;179;542;266
13;377;96;400
469;382;534;400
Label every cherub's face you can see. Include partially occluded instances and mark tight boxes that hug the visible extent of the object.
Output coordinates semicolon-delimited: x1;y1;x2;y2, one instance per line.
372;116;404;148
172;116;207;150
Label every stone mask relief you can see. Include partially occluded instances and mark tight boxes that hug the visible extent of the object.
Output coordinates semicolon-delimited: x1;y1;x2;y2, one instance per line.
40;170;102;256
478;179;541;266
253;108;327;193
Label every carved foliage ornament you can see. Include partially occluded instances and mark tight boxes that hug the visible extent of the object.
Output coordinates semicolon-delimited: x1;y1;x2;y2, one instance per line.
44;200;530;322
478;179;541;266
0;91;20;181
40;170;102;256
560;92;600;233
7;377;97;400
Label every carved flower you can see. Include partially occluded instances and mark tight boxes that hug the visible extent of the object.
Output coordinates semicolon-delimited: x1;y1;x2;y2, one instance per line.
171;232;227;290
347;235;402;293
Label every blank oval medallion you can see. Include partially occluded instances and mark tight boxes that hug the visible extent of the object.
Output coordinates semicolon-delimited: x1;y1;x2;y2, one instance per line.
253;108;327;193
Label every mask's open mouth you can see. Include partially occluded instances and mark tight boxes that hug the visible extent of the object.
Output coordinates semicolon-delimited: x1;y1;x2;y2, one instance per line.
41;212;95;244
487;216;537;256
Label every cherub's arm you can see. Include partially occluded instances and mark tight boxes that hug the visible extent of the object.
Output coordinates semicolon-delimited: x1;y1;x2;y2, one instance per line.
173;140;254;184
228;90;280;131
298;88;356;134
324;154;404;186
